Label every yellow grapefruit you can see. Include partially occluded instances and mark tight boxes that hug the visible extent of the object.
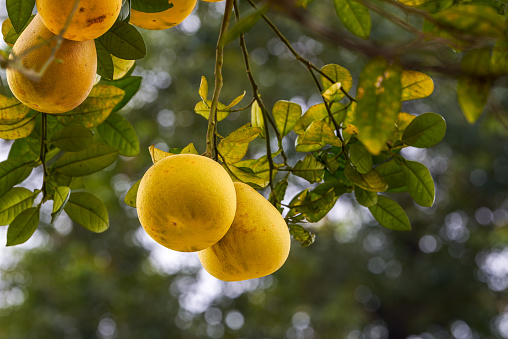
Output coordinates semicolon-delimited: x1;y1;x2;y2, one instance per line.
130;0;197;30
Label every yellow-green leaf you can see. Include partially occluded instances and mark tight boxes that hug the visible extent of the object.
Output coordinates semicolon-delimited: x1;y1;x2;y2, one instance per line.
0;115;36;140
295;102;346;134
349;143;372;174
199;76;208;102
181;143;199;155
250;100;265;138
322;82;343;103
356;57;402;155
402;160;435;207
56;85;125;128
54;143;119;177
194;100;230;121
333;0;371;39
124;179;140;208
225;91;246;110
64;192;109;233
225;164;266;188
51;186;70;223
0;95;30;124
0;187;37;226
344;163;388;192
296;120;341;153
368;196;411;231
6;207;40;246
320;64;353;101
218;125;261;164
272;100;302;137
293;154;325;183
149;145;174;164
401;71;434;101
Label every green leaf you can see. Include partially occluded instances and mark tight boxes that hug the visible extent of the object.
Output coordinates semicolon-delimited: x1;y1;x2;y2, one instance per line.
376;159;406;191
97;114;140;157
492;37;508;75
344;163;388;192
235;152;279;187
6;207;39;246
289;224;315;247
194;100;230;121
56;85;125;128
368;196;411;231
6;0;35;33
269;175;288;213
124;179;140;208
0;115;36;140
199;76;208;102
349;143;373;174
295;102;346;134
100;76;142;112
401;112;446;148
320;64;353;101
224;6;266;44
225;92;246;110
401;71;434;101
354;186;377;207
293;154;325;183
181;143;199;155
0;187;37;226
333;0;371;39
402;160;435;207
342;102;357;144
291;187;338;222
356;57;402;155
54;143;119;177
218;125;262;164
8;138;37;161
51;186;70;223
250;100;265;138
95;40;115;80
64;192;109;233
0;158;32;198
0;95;31;124
98;21;146;60
272;100;302;137
295;120;341;153
226;164;266;188
433;5;505;38
131;0;173;12
50;125;94;152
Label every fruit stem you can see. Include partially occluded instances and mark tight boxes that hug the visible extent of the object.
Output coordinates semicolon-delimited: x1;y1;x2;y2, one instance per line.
205;0;235;161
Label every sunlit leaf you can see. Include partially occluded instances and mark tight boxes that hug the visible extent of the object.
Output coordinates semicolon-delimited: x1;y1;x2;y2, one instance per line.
356;57;402;155
398;0;427;5
0;115;36;140
354;186;377;207
293;154;325;183
54;143;119;177
402;113;446;148
333;0;371;39
322;83;343;103
401;71;434;101
225;91;246;110
218;125;262;164
199;76;208;102
234;154;277;186
344;163;388;192
124;179;140;208
98;21;146;60
0;187;37;226
296;120;341;153
342;102;357;144
6;207;39;246
100;76;142;112
295;102;346;134
149;145;174;164
349;143;372;174
0;95;30;124
180;143;198;155
50;125;94;152
194;100;230;121
250;100;265;138
320;64;353;101
56;85;125;128
6;0;35;33
368;196;411;231
51;186;70;223
288;224;315;247
402;160;435;207
272;100;302;137
225;164;266;188
97;114;140;157
64;192;109;233
291;186;337;222
0;158;32;198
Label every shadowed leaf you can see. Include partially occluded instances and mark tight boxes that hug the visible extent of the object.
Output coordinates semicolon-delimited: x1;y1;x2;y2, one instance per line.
6;206;39;246
369;196;411;231
64;192;109;233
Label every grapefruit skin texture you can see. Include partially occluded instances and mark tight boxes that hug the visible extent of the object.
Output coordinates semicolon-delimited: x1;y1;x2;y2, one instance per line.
6;15;97;114
198;182;291;281
130;0;197;30
136;154;236;252
36;0;122;41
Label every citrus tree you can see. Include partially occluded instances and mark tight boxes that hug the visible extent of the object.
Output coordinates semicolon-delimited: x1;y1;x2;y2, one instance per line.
0;0;505;272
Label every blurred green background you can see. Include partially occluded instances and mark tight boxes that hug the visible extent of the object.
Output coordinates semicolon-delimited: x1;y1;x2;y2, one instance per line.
1;1;508;338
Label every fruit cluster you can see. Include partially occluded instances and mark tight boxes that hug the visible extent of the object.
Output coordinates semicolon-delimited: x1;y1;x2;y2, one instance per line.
6;0;123;113
136;154;291;282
